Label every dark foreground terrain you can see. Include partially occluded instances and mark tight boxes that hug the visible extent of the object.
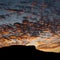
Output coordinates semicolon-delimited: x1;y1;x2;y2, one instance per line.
0;45;60;59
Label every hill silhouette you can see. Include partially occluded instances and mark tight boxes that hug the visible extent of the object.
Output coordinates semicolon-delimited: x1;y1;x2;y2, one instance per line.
0;45;60;59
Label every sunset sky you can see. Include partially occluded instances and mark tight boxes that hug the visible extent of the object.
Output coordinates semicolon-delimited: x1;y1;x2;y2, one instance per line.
0;0;60;52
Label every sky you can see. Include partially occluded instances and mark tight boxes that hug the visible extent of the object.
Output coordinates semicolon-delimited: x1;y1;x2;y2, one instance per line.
0;0;60;25
0;0;60;52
